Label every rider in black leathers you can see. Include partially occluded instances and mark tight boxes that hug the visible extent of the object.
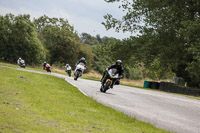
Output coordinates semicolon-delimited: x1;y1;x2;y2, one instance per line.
43;61;47;70
101;60;124;88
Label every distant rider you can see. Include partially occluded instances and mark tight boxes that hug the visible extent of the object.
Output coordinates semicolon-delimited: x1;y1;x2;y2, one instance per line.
17;57;25;66
65;64;72;77
43;61;47;70
74;57;87;76
45;63;51;73
101;60;124;88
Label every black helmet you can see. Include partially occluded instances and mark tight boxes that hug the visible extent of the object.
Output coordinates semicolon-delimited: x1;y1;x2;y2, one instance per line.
81;57;85;61
116;60;122;66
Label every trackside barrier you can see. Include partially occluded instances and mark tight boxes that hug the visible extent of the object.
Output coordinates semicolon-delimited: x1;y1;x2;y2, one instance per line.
143;81;200;97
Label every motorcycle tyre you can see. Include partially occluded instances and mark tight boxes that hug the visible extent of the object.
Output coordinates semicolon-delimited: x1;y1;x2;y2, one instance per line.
68;72;71;77
100;86;103;92
74;71;79;80
102;81;111;93
20;65;25;68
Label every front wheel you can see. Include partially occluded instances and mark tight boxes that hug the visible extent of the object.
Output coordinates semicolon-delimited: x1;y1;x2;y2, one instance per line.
101;81;111;93
74;71;80;80
67;71;71;77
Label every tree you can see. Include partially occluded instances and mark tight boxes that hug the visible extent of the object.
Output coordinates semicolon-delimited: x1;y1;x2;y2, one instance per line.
0;14;45;64
80;33;99;45
103;0;200;88
34;16;94;71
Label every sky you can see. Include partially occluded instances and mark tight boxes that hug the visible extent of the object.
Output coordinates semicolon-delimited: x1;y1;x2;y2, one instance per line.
0;0;135;39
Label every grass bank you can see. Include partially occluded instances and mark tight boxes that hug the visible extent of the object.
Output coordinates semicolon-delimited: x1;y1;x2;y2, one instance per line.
0;66;169;132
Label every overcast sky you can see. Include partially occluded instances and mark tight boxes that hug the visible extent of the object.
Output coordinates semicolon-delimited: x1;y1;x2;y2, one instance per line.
0;0;135;39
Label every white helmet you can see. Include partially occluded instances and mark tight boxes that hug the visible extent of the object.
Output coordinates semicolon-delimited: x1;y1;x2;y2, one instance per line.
81;57;85;61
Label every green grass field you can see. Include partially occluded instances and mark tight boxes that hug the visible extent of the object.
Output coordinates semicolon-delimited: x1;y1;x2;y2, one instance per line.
0;66;169;133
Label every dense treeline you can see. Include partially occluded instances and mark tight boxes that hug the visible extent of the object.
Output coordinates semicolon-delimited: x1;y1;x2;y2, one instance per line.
34;15;93;71
1;5;200;89
0;13;174;81
103;0;200;88
82;34;144;80
0;14;93;71
81;32;173;80
0;14;45;64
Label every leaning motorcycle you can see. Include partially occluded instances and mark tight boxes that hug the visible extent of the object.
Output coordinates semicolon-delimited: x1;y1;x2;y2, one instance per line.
45;64;51;73
74;63;86;80
100;68;121;93
19;60;25;68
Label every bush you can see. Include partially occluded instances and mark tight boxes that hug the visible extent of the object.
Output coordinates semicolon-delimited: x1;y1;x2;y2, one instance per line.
124;66;143;80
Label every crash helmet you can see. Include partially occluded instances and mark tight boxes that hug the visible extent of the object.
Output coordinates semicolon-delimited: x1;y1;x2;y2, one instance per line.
19;57;21;60
46;64;50;67
81;57;85;61
116;60;122;67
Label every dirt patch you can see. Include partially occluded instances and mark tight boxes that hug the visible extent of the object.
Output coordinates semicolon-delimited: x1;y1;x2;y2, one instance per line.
19;76;30;82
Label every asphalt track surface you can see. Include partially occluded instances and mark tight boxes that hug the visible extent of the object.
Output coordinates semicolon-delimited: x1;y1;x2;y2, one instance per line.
1;65;200;133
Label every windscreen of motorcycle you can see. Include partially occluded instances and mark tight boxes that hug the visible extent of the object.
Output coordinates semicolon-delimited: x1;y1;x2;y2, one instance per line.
108;68;119;78
76;63;85;70
21;60;25;64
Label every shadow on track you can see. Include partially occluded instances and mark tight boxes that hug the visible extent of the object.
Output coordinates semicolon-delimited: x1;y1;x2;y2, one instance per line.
97;91;115;95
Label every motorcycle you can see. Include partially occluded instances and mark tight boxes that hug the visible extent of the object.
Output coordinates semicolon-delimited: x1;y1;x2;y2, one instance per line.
100;68;121;93
66;69;72;77
45;64;51;73
65;65;72;77
18;60;25;68
74;63;86;80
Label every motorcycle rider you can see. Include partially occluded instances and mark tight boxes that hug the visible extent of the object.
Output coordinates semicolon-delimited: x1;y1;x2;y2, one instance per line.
17;57;22;65
74;57;87;77
75;57;87;67
101;60;124;88
65;64;72;77
43;61;47;70
17;57;25;66
45;63;51;73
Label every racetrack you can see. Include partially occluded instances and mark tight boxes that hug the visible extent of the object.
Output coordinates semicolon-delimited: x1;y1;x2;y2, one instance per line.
1;65;200;133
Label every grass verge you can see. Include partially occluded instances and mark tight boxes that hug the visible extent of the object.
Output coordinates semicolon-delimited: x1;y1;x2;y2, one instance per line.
0;66;169;133
0;62;67;75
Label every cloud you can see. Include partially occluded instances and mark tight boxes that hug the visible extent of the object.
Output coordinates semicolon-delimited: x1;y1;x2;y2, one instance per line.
69;13;132;39
0;6;41;19
0;0;133;39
